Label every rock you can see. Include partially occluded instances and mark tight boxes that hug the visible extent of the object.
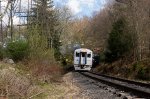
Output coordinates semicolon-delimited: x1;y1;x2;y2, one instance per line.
113;92;117;94
117;93;122;97
3;58;15;64
122;96;128;99
7;59;15;64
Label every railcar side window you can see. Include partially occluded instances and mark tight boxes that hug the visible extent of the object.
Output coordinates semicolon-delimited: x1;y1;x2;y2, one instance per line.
87;54;91;58
76;52;80;57
82;53;86;57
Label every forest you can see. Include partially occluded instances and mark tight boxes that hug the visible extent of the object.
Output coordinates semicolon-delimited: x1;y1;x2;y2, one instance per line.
0;0;149;98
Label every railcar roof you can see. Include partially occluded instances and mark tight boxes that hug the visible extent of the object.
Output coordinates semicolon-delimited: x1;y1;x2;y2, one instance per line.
75;48;92;52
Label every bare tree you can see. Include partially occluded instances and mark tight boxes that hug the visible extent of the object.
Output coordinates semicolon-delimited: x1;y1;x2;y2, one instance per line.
85;5;114;51
122;0;150;61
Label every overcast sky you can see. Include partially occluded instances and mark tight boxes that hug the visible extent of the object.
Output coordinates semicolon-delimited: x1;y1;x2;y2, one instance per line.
54;0;107;17
1;0;107;25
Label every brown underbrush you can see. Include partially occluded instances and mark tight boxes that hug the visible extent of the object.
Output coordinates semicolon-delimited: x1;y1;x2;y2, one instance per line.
27;59;63;83
0;62;44;99
0;58;63;99
95;58;150;81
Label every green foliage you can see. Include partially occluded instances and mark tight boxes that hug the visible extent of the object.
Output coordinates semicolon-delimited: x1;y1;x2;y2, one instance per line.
132;62;141;71
54;50;61;61
0;39;28;61
27;29;55;62
137;66;147;80
29;0;58;42
61;54;73;67
0;45;4;59
28;0;62;61
132;63;138;71
52;32;62;61
99;53;105;62
105;18;133;62
6;40;28;61
132;62;144;71
0;47;8;59
132;62;150;80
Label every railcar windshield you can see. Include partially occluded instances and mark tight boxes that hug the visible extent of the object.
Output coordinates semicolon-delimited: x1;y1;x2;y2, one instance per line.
76;52;80;57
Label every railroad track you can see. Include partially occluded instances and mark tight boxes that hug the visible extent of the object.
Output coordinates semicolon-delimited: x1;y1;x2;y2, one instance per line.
80;72;150;98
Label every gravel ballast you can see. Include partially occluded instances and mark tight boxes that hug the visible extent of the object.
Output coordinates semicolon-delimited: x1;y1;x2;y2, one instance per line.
62;72;136;99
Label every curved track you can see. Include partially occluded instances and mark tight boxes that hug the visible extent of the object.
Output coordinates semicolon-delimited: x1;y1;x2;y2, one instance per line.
80;72;150;98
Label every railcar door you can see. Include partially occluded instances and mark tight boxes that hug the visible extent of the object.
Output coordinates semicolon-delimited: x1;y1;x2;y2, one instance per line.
87;52;92;66
80;52;87;65
74;51;80;65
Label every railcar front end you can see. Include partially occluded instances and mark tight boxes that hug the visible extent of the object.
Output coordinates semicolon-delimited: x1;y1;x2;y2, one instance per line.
74;48;93;71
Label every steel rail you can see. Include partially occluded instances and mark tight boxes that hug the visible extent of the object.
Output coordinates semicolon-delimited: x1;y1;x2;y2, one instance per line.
89;72;150;88
80;72;150;98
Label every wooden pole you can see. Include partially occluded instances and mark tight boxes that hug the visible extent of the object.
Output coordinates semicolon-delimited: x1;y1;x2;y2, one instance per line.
10;0;13;39
0;0;3;42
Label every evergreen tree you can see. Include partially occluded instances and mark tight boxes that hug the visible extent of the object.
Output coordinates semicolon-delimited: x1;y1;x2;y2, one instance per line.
105;18;132;62
30;0;56;36
28;0;61;60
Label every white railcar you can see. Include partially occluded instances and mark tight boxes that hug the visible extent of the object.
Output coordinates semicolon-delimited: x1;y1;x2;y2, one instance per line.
74;48;93;71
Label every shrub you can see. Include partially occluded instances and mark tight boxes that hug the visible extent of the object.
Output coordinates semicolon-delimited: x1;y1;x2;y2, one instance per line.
132;62;150;80
62;54;73;66
6;40;28;61
0;46;10;60
137;67;146;80
54;49;62;61
99;53;105;62
132;62;140;71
